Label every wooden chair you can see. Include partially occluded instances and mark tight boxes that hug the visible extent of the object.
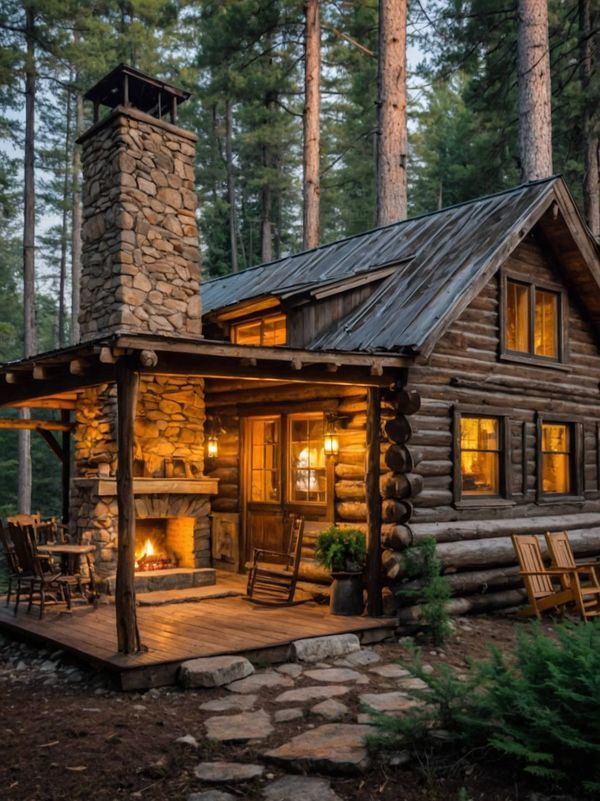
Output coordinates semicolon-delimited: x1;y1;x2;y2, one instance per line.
246;516;305;605
0;522;21;607
512;534;577;618
7;524;72;618
545;531;600;620
6;513;41;526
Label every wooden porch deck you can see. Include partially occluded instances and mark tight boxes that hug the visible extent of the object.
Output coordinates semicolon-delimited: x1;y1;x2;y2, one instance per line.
0;594;396;690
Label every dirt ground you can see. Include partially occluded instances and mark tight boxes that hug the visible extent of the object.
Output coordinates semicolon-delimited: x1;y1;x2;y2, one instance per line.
0;614;562;801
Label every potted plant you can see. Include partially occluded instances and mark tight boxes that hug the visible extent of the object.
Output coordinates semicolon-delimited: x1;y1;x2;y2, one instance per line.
315;525;367;615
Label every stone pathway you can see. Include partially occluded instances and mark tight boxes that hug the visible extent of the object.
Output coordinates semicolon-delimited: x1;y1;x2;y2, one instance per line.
182;635;432;799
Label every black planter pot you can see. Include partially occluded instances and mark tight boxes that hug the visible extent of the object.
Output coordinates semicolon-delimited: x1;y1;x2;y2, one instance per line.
330;571;364;616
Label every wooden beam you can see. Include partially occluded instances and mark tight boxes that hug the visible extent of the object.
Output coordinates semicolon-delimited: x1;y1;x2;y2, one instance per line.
0;365;116;408
61;410;71;525
0;418;73;432
70;358;90;375
115;360;141;654
366;387;383;616
36;429;64;461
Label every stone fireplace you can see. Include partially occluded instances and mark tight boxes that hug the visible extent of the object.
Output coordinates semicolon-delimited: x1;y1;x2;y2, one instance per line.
69;68;219;591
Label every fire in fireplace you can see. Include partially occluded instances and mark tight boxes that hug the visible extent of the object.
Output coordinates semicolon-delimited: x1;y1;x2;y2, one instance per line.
135;536;174;572
134;517;196;572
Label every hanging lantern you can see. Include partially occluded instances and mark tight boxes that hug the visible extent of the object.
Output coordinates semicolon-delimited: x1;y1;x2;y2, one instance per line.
324;417;339;457
206;433;219;459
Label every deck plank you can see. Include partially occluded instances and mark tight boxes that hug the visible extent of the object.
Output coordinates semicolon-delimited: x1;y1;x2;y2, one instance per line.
0;595;396;686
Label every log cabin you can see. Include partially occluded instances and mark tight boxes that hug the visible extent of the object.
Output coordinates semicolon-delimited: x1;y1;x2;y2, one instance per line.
1;65;600;656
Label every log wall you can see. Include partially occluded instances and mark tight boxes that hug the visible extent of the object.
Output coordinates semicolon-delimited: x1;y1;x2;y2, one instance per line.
392;233;600;613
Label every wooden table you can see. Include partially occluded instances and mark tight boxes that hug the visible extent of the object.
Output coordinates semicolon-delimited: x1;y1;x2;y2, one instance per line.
38;543;97;599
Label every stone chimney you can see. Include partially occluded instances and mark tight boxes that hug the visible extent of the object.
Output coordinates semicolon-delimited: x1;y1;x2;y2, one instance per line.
77;65;201;341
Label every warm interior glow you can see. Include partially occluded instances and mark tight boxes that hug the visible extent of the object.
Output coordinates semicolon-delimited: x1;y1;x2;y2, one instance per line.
232;313;286;346
460;416;500;496
207;435;219;458
290;415;326;503
542;423;571;494
535;290;558;357
249;417;281;503
137;537;155;562
324;432;339;456
507;280;529;352
506;280;559;358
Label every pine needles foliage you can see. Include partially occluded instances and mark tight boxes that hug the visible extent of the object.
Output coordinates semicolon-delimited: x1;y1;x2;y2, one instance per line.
369;620;600;793
397;537;451;646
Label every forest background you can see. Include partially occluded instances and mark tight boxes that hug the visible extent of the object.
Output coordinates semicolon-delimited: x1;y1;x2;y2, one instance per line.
0;0;597;517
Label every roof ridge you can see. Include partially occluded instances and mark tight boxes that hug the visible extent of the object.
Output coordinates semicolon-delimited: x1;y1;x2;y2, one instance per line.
202;176;561;286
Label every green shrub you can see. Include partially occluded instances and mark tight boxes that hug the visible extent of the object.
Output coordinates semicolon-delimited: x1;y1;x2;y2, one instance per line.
398;537;451;646
369;619;600;792
315;525;366;572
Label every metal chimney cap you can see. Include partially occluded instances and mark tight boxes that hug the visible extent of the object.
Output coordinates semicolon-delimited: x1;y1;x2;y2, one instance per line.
84;64;190;124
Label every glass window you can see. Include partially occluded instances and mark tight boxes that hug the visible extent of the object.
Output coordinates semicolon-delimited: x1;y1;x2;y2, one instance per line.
541;423;571;494
288;414;326;504
507;281;530;353
232;314;286;346
249;417;281;502
505;279;559;360
535;290;558;358
460;416;501;496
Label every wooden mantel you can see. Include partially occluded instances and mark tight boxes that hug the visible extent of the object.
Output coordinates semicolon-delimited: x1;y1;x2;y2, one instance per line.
72;477;219;497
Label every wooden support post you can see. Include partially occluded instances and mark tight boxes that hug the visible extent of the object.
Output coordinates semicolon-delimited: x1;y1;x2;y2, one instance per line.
61;410;71;525
366;386;383;616
115;360;141;654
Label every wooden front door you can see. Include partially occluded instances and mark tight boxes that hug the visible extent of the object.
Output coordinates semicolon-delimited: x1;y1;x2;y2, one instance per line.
243;412;330;565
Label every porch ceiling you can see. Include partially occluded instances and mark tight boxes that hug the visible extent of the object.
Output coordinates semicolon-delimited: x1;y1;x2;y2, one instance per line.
0;333;411;408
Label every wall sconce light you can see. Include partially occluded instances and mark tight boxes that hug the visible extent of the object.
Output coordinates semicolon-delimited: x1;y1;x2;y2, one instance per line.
206;433;219;459
206;416;221;459
324;415;339;457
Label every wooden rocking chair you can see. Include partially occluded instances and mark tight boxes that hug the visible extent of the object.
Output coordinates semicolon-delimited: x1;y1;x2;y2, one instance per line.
246;516;305;605
545;531;600;620
512;534;577;618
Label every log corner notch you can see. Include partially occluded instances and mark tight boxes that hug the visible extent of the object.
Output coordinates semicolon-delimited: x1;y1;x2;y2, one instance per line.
115;359;142;654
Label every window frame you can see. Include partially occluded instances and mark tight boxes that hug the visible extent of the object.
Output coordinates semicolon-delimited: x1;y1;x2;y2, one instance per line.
500;272;568;368
452;406;513;507
286;412;328;506
536;414;584;502
230;312;287;347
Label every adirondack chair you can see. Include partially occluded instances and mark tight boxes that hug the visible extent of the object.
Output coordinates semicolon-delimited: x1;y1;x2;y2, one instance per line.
511;534;577;618
545;531;600;620
246;516;305;605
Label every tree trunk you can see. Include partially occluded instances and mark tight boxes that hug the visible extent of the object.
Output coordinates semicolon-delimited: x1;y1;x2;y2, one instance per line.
517;0;553;181
579;0;599;239
57;89;72;348
115;361;141;654
71;91;83;343
19;4;37;515
376;0;408;226
261;144;273;263
303;0;321;249
225;100;238;273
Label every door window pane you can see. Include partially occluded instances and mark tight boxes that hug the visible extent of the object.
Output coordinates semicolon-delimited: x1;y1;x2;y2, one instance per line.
249;418;280;502
534;290;558;358
289;415;326;503
507;281;530;353
460;416;501;496
542;423;571;494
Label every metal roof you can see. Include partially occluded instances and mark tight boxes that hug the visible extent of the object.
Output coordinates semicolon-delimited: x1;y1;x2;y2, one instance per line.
202;177;597;354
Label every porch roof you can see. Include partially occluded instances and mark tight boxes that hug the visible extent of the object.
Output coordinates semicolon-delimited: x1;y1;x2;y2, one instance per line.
0;332;410;409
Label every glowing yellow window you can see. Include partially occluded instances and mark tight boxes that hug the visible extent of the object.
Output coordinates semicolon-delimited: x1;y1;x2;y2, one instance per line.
288;414;326;504
505;280;559;359
460;416;501;496
541;423;571;494
231;314;286;346
248;417;281;503
535;290;558;357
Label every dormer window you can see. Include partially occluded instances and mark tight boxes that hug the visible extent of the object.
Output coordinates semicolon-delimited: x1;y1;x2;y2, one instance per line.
502;276;564;363
231;313;286;346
